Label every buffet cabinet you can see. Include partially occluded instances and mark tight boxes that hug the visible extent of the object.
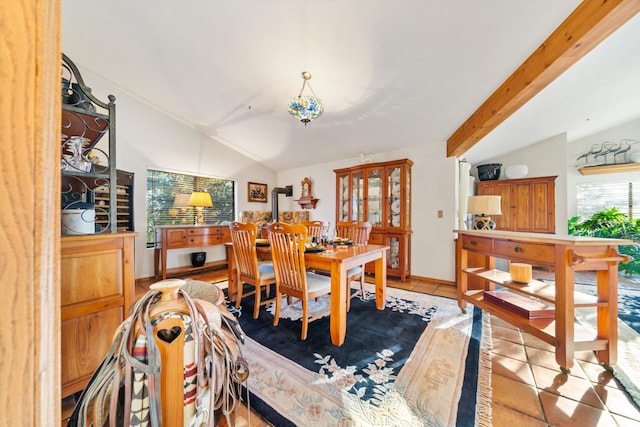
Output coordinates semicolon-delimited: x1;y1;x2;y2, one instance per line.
476;175;556;233
456;229;631;371
60;233;136;398
154;225;232;280
334;158;412;280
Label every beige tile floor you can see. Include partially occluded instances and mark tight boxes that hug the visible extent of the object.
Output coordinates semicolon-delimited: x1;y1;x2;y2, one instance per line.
63;270;640;426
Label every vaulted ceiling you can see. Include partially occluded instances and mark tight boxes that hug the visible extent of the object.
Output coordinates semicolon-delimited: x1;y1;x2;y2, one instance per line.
62;1;640;171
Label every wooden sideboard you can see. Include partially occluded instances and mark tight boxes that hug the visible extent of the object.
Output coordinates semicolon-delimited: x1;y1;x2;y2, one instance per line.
455;229;631;371
154;225;231;280
61;232;136;398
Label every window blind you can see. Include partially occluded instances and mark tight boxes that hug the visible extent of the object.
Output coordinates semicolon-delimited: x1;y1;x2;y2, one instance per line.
146;169;235;246
576;181;640;220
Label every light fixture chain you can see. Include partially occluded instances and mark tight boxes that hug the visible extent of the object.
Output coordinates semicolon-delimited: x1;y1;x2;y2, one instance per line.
305;81;318;98
297;79;307;98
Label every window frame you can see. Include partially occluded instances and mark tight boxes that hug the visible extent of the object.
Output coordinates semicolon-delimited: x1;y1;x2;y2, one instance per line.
146;168;236;247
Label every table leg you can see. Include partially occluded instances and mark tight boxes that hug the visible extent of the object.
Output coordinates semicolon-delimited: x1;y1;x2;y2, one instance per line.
154;247;160;280
225;245;237;300
375;252;387;310
161;247;168;280
555;245;575;371
330;263;348;346
456;238;468;312
596;247;619;366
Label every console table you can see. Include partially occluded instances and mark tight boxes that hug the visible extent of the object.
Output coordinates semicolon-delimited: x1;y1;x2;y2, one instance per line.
455;229;632;371
154;225;231;280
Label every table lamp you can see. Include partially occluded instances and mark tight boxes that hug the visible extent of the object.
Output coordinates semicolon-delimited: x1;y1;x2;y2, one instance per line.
467;195;502;230
188;191;213;225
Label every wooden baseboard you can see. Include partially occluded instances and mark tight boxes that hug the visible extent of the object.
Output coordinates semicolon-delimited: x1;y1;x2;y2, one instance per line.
363;273;455;287
407;274;456;287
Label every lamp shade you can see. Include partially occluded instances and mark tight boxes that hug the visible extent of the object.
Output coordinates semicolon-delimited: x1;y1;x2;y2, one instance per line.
288;96;324;124
188;191;213;208
467;195;502;215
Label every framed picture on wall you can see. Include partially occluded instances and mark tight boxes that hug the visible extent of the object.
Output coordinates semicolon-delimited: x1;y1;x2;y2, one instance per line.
248;182;268;203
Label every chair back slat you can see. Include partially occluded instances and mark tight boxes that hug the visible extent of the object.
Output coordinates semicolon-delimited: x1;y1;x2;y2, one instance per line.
335;220;372;245
267;222;308;296
229;222;260;281
302;220;330;240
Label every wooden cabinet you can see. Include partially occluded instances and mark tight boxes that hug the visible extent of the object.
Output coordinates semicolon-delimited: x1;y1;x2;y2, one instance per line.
456;229;631;371
154;225;232;279
334;159;412;280
477;175;556;233
94;170;134;232
60;233;136;398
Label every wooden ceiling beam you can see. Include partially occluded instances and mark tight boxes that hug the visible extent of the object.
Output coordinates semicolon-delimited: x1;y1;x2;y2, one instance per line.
447;0;640;158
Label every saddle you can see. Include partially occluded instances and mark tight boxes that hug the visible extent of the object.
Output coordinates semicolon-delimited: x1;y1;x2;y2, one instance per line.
68;279;248;426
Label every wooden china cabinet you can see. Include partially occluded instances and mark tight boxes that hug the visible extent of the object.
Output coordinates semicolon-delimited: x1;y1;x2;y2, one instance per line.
476;175;557;234
334;158;412;280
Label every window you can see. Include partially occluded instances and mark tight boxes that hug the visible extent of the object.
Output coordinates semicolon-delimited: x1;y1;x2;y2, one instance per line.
146;169;235;246
576;181;640;220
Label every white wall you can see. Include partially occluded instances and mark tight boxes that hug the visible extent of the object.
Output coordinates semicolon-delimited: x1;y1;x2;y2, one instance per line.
277;142;458;282
76;67;277;279
470;133;569;234
566;116;640;219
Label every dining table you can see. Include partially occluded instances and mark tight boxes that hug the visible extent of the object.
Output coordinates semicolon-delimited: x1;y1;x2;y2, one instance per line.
225;242;390;346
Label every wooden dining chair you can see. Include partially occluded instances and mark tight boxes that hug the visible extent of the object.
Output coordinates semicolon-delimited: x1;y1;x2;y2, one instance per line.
267;222;331;340
335;220;373;305
302;220;330;242
229;221;277;319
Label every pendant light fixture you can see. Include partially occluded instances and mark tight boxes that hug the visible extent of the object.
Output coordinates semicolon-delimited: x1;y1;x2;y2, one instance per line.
288;71;324;125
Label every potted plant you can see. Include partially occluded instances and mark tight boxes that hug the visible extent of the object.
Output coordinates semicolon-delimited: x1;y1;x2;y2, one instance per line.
569;207;640;276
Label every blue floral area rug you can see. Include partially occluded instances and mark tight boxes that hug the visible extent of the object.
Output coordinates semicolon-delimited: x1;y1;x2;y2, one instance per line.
226;284;492;427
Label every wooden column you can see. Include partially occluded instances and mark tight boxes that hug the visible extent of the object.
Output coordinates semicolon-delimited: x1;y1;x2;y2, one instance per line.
0;0;61;425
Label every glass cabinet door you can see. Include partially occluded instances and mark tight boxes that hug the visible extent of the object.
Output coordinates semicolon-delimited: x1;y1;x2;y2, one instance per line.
351;171;364;221
338;173;350;222
386;235;400;270
387;166;401;228
404;165;411;229
366;168;383;227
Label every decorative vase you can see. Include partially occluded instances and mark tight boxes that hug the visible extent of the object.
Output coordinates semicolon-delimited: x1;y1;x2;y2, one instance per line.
476;163;502;181
505;164;529;179
191;252;206;267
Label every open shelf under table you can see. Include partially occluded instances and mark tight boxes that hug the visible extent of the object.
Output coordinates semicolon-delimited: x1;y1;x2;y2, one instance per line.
463;290;608;352
464;268;601;307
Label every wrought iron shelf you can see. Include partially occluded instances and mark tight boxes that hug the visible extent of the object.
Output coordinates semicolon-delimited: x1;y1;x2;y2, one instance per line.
61;53;118;234
578;162;640;175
